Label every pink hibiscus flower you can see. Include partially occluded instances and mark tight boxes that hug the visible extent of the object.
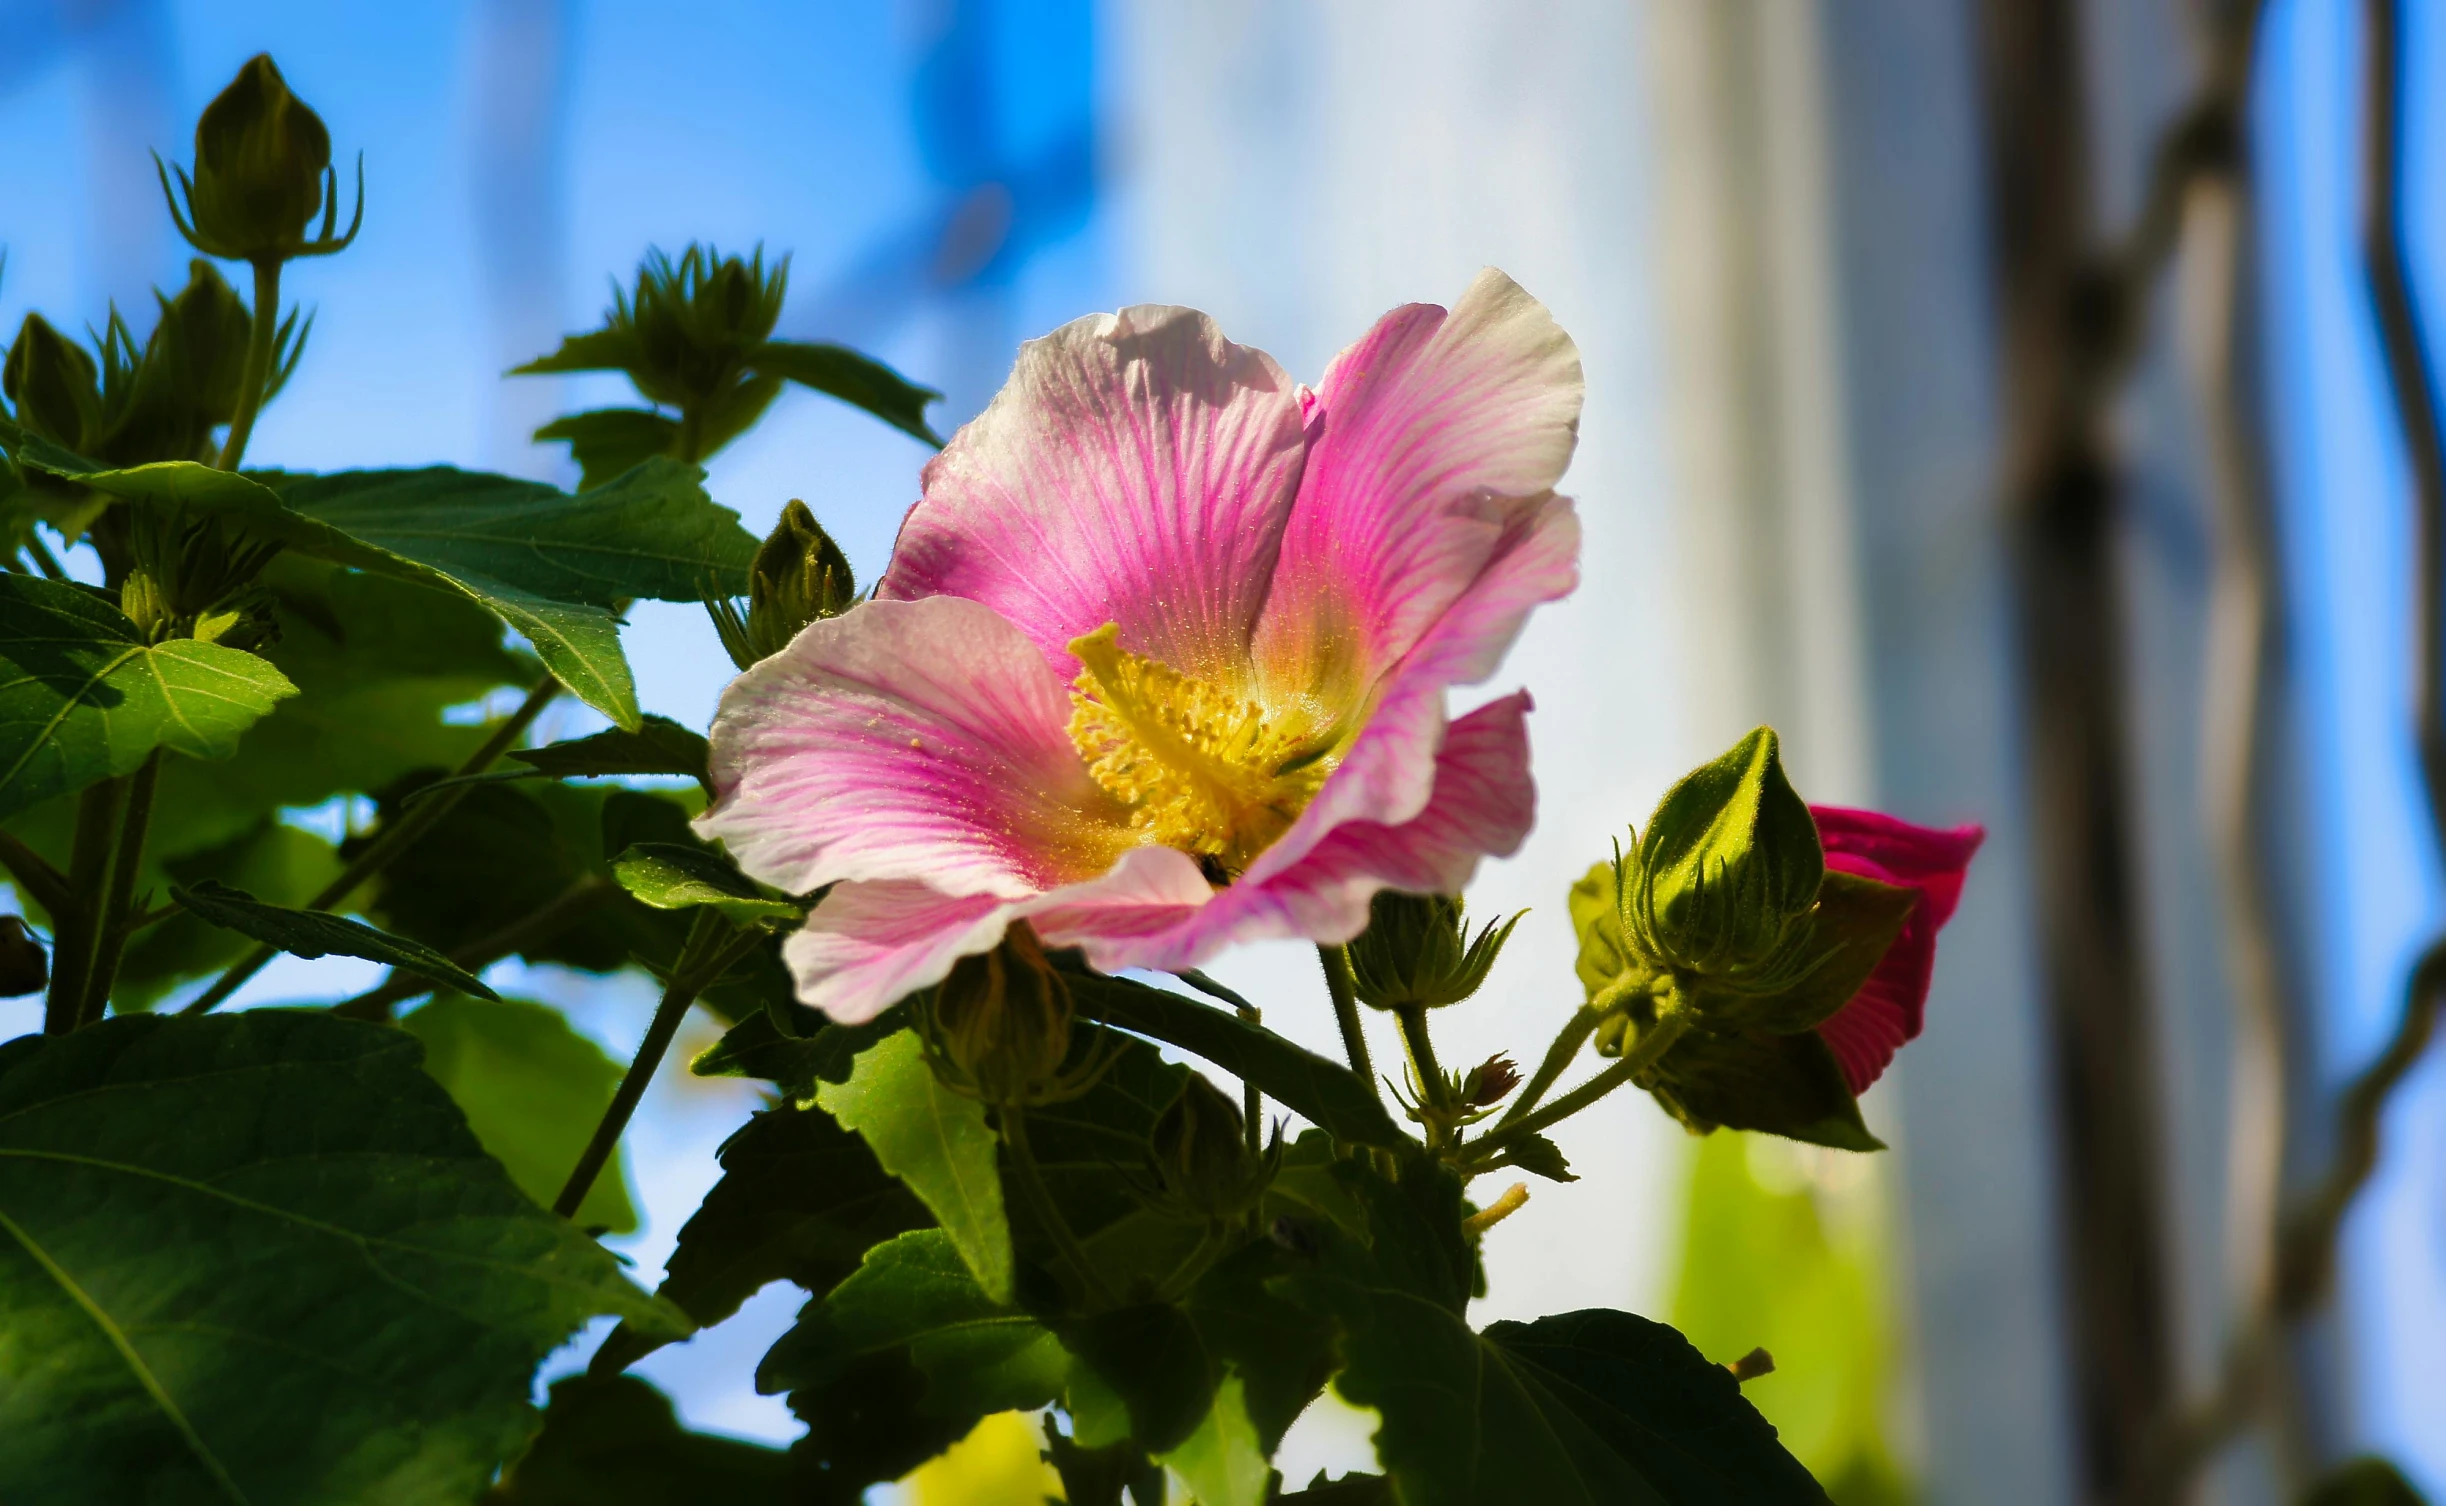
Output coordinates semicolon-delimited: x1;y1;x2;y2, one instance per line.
700;270;1584;1022
1809;806;1985;1093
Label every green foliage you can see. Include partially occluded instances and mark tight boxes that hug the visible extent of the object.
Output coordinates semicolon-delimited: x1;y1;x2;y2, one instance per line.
511;713;711;787
2300;1459;2433;1506
1271;1156;1827;1505
1345;889;1521;1011
613;841;803;926
114;820;339;1004
0;572;296;820
815;1029;1014;1304
1066;968;1405;1148
171;876;501;998
487;1374;793;1504
405;994;638;1234
1673;1133;1913;1502
590;1097;927;1375
0;1012;681;1503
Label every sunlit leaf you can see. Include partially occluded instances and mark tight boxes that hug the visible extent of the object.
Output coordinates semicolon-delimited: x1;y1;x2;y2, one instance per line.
816;1031;1011;1305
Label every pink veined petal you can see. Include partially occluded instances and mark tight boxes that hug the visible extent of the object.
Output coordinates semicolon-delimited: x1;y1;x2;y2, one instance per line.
698;596;1133;901
877;304;1310;682
1812;809;1985;1094
783;881;1011;1024
1253;267;1584;704
1081;693;1538;975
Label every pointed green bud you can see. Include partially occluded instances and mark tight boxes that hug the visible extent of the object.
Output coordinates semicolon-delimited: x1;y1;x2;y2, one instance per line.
915;922;1080;1106
1145;1074;1276;1226
1627;727;1822;976
522;245;787;416
149;260;257;426
5;314;101;449
708;500;857;669
1345;890;1522;1010
164;53;363;264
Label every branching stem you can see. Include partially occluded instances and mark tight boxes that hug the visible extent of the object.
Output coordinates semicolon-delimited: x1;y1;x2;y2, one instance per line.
1472;1009;1691;1159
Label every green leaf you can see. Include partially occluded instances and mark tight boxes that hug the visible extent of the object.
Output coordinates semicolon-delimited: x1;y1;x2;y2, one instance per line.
760;1229;1069;1417
17;454;760;729
1633;728;1823;976
612;842;803;926
1066;970;1406;1148
2300;1458;2432;1506
530;408;684;492
0;573;297;820
815;1029;1012;1304
1179;1233;1340;1453
589;1099;927;1377
1269;1158;1827;1505
404;994;637;1234
690;1007;894;1100
1570;858;1637;1002
1156;1372;1270;1506
747;339;944;446
1494;1131;1579;1183
1062;1301;1223;1455
171;877;502;998
0;1012;683;1503
486;1374;793;1504
1643;1027;1883;1153
1013;1030;1206;1291
113;820;342;1008
781;1347;973;1502
512;713;710;788
512;328;642;378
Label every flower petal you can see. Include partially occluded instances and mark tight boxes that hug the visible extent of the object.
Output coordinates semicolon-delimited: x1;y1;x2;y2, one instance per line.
1254;268;1583;703
877;304;1311;682
1811;808;1985;1094
699;595;1132;900
783;881;1009;1023
1079;692;1538;974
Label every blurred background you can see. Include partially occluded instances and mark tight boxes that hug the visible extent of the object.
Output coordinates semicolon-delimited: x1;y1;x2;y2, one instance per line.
3;1;2442;1502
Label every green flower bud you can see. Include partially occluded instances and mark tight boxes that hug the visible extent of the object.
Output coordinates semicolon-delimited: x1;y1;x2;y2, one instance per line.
0;917;47;999
1346;890;1521;1010
916;923;1080;1106
148;261;259;427
161;54;362;264
710;500;857;668
1145;1075;1277;1226
1625;727;1822;977
5;314;101;449
1459;1054;1521;1108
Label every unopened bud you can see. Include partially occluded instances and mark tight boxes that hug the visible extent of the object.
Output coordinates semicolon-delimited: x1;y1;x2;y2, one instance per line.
1346;890;1521;1011
919;923;1077;1105
0;917;48;998
620;244;787;410
149;261;257;427
1147;1075;1275;1226
5;314;101;449
1626;727;1822;976
1460;1054;1521;1108
164;54;360;263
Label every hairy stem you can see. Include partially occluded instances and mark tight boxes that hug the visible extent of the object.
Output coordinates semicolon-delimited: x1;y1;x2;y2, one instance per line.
215;259;283;471
44;780;127;1034
183;676;561;1014
329;877;617;1022
552;911;748;1220
1001;1104;1116;1307
1473;1009;1692;1157
1499;1004;1607;1130
1318;944;1376;1099
78;750;163;1027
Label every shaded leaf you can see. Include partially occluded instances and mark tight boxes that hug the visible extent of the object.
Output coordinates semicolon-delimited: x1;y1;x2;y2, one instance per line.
1646;1027;1882;1153
530;408;683;492
171;877;501;999
760;1229;1069;1417
2300;1458;2432;1506
114;819;341;1009
783;1347;971;1506
511;713;710;788
0;573;297;820
816;1029;1012;1304
590;1099;927;1377
404;994;636;1234
1496;1132;1579;1183
486;1373;792;1504
612;842;802;926
690;1007;894;1101
1067;970;1404;1149
746;339;943;446
1063;1301;1222;1455
0;1012;682;1503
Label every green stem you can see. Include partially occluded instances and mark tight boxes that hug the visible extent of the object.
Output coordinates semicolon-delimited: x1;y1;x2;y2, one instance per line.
78;750;162;1027
0;828;71;919
330;877;616;1022
1499;1005;1607;1129
1474;1010;1694;1157
1002;1104;1116;1306
21;534;66;580
1395;1003;1451;1148
215;259;283;471
552;912;748;1220
1318;944;1376;1099
44;780;127;1035
183;676;561;1014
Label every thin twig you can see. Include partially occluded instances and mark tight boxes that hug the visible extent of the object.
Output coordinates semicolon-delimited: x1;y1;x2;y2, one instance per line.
1470;1009;1691;1158
182;676;562;1015
1317;944;1375;1100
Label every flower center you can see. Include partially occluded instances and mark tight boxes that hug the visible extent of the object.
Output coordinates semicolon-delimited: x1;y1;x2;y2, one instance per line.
1067;623;1338;880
